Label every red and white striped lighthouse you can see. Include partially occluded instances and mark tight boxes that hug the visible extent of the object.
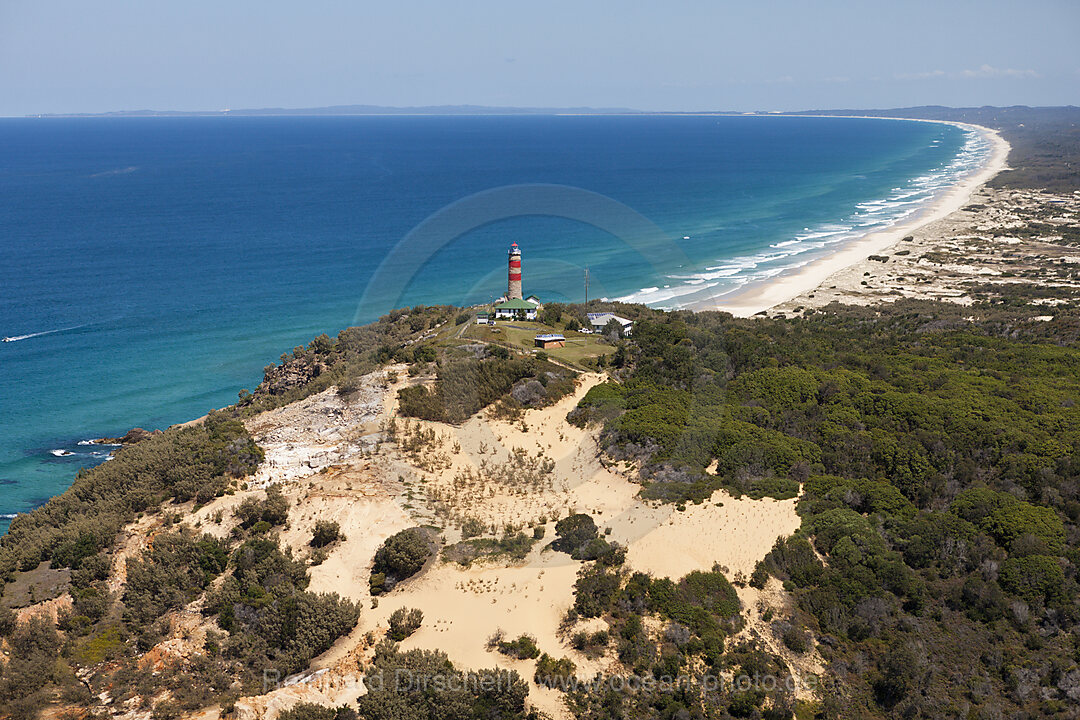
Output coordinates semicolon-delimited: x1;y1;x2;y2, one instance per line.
507;242;523;300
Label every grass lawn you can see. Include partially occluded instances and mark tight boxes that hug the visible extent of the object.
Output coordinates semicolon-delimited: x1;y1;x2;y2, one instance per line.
461;319;609;368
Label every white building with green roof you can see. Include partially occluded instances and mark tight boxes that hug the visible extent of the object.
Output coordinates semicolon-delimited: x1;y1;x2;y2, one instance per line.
493;298;539;320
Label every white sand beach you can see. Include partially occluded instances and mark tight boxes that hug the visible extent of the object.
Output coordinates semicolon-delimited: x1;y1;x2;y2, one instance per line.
698;120;1011;317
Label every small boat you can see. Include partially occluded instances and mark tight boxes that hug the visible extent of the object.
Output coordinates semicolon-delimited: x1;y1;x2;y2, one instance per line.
1;337;13;342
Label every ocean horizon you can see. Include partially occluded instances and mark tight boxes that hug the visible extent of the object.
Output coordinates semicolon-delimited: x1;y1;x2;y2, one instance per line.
0;114;989;532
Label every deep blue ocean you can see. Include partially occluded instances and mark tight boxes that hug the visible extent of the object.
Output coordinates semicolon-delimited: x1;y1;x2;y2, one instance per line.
0;115;987;532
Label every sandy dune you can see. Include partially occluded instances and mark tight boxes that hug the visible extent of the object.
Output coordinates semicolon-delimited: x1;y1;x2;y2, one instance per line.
198;368;810;719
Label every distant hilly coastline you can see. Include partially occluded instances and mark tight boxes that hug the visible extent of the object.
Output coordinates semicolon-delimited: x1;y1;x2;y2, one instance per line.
30;103;642;118
30;102;1077;121
792;105;1080;193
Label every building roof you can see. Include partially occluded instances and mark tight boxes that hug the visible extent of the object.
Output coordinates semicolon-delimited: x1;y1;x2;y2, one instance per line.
587;312;633;326
494;298;537;310
535;334;565;341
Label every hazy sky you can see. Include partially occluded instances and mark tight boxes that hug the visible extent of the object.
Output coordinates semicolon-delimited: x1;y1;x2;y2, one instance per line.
1;0;1077;115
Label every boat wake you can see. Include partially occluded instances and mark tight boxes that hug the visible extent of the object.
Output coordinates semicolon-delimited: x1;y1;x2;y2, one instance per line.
2;324;87;343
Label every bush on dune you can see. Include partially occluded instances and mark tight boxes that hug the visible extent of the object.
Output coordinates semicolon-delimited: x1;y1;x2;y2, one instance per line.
369;528;435;595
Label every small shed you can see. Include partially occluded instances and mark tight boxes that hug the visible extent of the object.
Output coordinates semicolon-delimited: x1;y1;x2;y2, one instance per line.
534;333;566;349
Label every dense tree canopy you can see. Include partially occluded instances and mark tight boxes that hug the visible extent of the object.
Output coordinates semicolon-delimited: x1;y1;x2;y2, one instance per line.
570;298;1080;717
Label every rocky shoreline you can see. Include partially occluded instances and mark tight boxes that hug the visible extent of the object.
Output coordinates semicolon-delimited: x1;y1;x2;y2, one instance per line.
90;427;163;446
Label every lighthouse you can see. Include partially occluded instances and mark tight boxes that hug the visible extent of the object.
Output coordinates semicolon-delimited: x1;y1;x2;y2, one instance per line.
507;242;523;300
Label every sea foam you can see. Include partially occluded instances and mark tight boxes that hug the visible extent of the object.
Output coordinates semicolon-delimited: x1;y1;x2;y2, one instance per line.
619;125;991;309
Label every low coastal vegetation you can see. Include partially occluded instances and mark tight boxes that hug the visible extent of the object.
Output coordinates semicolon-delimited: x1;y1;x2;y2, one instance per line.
205;537;360;680
387;607;424;641
490;631;542;660
357;641;539;720
0;412;262;579
397;350;577;423
245;304;461;412
443;531;536;566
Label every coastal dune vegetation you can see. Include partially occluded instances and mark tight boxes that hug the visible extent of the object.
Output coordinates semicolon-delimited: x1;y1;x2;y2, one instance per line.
563;300;1080;717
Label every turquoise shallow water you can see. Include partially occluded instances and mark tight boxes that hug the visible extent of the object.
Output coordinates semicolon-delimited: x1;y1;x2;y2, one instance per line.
0;115;985;532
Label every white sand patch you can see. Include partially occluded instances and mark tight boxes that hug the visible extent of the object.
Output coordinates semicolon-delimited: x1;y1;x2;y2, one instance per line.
618;490;801;579
364;552;586;720
244;367;399;486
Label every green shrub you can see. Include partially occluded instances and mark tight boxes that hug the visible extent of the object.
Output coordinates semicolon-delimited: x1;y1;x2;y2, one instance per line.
0;606;16;636
998;555;1064;603
398;354;574;424
277;703;357;720
357;642;530;719
568;381;626;427
571;629;609;653
713;419;822;479
0;615;63;716
744;476;801;500
310;520;343;548
951;487;1065;553
729;689;765;718
460;517;485;539
534;653;576;688
371;528;434;593
749;563;770;589
204;538;359;679
235;485;289;529
573;565;623;618
552;513;598;555
781;625;810;653
658;569;741;620
496;634;541;660
123;531;227;626
413;345;437;364
727;366;820;411
387;607;423;641
763;535;824;587
0;413;261;576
